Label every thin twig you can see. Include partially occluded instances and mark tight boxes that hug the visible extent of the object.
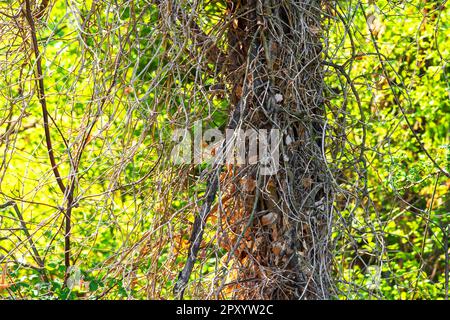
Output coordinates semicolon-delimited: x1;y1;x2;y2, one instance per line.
23;0;67;194
0;201;48;282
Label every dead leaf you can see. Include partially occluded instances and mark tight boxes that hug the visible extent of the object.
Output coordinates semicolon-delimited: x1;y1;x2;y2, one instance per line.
124;86;134;95
0;264;13;291
271;225;278;241
241;177;256;193
235;84;243;99
272;243;283;256
355;52;365;60
232;19;239;29
309;26;322;35
303;177;313;189
367;14;384;37
261;212;277;226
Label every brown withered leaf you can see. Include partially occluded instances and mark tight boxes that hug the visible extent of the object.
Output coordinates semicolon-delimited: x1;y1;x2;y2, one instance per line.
241;177;256;193
355;52;365;60
303;177;313;189
232;19;239;29
309;25;322;35
235;84;243;99
261;212;277;226
271;225;278;241
272;243;283;256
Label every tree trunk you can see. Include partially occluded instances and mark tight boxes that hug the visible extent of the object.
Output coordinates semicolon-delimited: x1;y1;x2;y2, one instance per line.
218;0;333;299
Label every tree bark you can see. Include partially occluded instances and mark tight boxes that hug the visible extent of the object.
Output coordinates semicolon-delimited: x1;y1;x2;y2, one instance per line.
217;0;333;299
